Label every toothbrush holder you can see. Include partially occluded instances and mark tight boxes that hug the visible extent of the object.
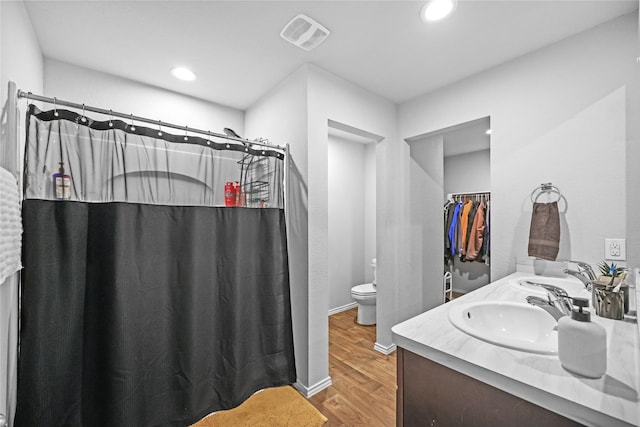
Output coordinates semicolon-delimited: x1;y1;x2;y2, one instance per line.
592;280;629;314
593;286;625;320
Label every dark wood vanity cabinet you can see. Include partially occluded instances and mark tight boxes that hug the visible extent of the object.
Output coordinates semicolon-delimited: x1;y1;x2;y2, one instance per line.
396;347;584;427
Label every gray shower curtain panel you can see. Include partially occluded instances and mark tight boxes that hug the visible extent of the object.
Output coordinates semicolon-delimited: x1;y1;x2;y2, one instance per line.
15;107;295;426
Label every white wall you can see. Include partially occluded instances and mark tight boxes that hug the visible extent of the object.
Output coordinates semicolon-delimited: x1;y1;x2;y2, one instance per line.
399;13;639;291
44;59;243;137
632;3;640;275
1;0;44;173
246;64;399;394
363;142;376;284
444;149;490;200
306;65;400;355
244;67;313;392
327;135;375;311
1;1;43;105
0;2;44;425
409;136;445;311
444;149;491;293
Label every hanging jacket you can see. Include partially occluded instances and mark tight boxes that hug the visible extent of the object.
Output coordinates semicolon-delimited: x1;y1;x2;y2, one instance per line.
466;201;485;261
459;200;473;258
481;201;491;263
455;201;464;256
448;202;462;255
462;201;479;261
444;202;456;261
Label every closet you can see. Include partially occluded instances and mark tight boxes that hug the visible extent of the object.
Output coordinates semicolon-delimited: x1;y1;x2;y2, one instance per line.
407;116;490;311
442;118;491;296
444;191;491;298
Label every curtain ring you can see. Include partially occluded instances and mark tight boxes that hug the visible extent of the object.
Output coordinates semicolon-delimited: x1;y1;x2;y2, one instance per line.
129;114;136;131
53;97;59;117
108;109;113;127
183;125;188;141
207;130;211;145
80;103;87;123
158;120;163;137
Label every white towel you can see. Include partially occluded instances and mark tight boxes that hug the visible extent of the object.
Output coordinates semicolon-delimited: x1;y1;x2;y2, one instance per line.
0;167;22;285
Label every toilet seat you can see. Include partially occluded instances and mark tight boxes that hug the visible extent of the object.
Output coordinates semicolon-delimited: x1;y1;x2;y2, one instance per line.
351;283;376;296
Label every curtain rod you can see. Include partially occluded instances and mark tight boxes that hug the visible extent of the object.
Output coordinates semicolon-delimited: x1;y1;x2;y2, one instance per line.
17;90;285;152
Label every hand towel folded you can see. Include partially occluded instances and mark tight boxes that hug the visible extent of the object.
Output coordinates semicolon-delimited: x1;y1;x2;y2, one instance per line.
528;201;560;261
0;167;22;284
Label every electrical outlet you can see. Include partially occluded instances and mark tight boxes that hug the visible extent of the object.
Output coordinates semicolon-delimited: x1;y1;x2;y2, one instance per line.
605;238;626;261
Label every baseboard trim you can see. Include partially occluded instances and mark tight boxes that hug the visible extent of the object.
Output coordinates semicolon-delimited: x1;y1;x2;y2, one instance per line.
293;376;332;398
328;302;357;316
374;342;397;355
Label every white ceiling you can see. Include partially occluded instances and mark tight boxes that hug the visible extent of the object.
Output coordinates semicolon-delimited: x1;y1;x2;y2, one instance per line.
442;116;490;157
406;115;490;156
24;1;638;110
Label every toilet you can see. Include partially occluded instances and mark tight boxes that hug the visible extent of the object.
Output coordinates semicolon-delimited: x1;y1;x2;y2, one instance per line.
351;259;377;325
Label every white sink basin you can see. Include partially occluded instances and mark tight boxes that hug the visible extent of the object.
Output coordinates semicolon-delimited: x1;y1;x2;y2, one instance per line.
448;301;558;354
508;275;585;297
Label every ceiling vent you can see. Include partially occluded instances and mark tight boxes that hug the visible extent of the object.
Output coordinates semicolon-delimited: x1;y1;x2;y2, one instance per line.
280;14;330;51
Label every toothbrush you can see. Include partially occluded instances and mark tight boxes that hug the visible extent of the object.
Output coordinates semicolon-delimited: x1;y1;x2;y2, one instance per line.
613;271;626;293
607;265;617;289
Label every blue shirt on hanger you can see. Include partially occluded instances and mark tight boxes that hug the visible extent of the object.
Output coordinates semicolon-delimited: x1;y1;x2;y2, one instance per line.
448;202;462;255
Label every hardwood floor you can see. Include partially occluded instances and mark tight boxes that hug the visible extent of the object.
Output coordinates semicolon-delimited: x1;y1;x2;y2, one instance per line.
308;308;397;426
452;291;466;299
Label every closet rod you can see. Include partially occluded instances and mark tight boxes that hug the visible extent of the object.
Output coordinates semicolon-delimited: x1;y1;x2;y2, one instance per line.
448;190;490;198
17;90;285;152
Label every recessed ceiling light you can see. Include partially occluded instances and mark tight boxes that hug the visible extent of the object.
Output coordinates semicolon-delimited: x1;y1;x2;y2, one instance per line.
485;129;492;135
170;67;197;81
420;0;457;22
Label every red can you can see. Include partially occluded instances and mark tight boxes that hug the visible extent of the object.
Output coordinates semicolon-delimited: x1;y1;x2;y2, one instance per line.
224;181;236;206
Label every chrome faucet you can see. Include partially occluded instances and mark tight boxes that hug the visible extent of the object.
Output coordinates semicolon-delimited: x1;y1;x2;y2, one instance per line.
568;260;597;281
524;281;574;316
526;295;569;321
563;268;592;290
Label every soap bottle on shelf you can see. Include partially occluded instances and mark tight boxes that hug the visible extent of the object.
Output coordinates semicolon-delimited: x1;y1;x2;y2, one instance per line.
52;162;71;200
558;297;606;379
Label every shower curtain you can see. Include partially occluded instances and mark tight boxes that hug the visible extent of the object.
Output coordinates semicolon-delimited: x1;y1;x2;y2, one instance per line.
15;105;295;426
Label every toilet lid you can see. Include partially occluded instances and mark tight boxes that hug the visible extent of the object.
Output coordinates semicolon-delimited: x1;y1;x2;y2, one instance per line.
352;283;376;296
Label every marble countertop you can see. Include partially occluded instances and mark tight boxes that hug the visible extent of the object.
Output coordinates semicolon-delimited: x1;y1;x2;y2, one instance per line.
392;272;640;427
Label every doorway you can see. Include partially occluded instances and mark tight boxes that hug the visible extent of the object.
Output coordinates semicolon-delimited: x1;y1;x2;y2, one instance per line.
327;120;377;316
407;116;491;310
443;117;491;295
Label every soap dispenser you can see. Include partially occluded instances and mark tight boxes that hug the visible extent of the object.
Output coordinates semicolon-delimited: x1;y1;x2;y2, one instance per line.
558;297;606;378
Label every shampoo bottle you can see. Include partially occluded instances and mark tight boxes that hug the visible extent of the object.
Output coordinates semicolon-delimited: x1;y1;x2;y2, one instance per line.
558;297;607;379
53;162;71;200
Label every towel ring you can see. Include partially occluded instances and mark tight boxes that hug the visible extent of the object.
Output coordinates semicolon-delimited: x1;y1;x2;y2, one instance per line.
530;183;562;203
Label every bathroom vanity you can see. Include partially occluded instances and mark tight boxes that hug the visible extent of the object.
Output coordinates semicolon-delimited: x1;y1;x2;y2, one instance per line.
392;272;640;427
